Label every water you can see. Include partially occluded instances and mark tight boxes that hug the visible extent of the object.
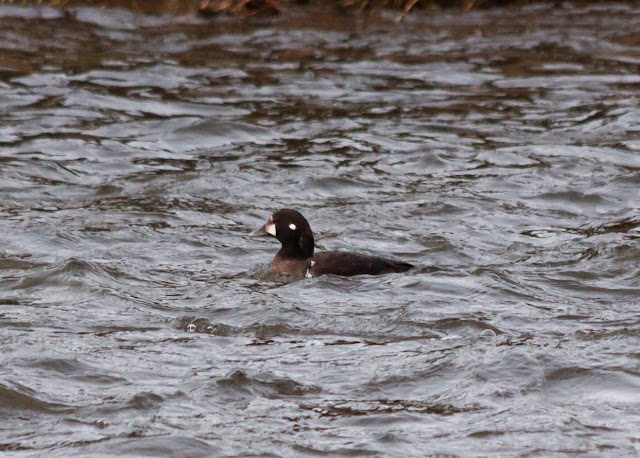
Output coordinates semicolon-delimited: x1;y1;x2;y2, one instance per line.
1;2;640;455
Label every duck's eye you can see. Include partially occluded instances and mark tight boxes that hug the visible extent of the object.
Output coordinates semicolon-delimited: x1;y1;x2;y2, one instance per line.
289;223;297;231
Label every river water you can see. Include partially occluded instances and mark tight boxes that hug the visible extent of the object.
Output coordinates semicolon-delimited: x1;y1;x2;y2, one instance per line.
1;2;640;455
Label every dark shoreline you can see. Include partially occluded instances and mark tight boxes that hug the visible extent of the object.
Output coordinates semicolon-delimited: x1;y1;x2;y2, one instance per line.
3;0;639;16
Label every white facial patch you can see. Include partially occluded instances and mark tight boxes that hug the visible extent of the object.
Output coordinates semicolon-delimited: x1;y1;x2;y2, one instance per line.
305;260;315;278
289;223;297;231
265;221;276;236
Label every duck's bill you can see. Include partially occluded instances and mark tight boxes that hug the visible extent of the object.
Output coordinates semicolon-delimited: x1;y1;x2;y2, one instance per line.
249;224;269;237
249;220;276;237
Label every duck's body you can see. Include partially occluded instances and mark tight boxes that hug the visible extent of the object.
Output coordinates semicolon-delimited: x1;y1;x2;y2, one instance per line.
270;251;413;278
253;209;413;278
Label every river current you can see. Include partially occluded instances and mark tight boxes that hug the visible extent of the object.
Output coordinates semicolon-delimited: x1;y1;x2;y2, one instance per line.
1;2;640;455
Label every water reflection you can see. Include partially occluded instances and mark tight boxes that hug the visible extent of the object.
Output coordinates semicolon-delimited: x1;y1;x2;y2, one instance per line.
1;2;640;455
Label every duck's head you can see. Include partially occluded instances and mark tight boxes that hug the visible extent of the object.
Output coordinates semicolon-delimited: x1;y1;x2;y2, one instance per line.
251;209;314;259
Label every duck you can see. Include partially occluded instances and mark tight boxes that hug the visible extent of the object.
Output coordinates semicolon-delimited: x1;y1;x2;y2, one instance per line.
251;209;413;278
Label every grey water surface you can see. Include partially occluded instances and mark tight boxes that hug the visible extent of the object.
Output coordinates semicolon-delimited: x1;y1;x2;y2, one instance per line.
1;2;640;455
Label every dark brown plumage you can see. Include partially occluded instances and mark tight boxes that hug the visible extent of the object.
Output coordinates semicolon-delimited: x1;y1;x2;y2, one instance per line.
252;209;413;278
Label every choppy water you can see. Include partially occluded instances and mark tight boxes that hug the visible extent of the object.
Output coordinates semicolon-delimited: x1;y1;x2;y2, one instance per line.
1;2;640;455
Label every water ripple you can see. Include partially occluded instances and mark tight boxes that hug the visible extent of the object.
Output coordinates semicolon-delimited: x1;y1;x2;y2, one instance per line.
1;3;640;456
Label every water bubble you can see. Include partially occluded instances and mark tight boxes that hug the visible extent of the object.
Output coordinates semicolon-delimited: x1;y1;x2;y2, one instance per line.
195;159;211;171
480;329;497;338
186;323;196;333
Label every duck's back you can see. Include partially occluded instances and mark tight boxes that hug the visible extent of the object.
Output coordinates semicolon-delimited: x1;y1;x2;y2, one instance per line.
311;251;413;277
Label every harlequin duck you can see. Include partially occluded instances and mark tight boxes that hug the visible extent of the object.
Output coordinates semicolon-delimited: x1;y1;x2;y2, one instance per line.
251;209;413;278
